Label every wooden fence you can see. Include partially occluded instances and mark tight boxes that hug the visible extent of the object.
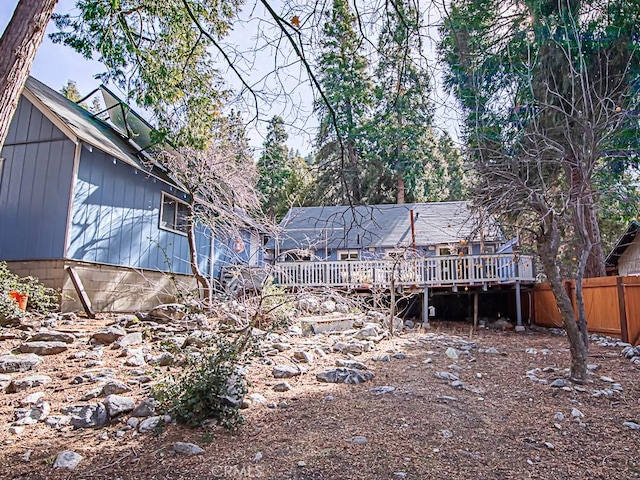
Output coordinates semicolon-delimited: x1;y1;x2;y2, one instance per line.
534;276;640;345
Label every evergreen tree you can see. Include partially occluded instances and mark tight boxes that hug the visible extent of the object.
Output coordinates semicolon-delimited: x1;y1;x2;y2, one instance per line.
257;116;290;220
61;80;82;103
368;0;436;204
313;0;373;205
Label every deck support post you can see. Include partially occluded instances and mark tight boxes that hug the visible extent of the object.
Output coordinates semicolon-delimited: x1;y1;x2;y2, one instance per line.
422;286;429;325
473;292;479;329
515;280;524;331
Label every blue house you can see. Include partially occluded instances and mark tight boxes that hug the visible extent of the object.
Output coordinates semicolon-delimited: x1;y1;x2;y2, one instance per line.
0;77;263;312
269;203;535;326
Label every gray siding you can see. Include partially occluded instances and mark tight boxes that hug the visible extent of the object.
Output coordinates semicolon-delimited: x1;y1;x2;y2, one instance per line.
0;99;74;260
4;97;68;145
67;147;211;275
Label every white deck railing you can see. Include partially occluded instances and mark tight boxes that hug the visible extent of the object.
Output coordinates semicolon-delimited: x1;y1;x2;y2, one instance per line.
273;254;535;288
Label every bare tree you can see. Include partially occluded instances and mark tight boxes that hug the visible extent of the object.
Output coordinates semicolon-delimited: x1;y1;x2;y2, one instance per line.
158;113;263;299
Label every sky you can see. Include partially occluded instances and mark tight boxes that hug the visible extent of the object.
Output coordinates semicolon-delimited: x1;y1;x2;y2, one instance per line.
0;1;460;155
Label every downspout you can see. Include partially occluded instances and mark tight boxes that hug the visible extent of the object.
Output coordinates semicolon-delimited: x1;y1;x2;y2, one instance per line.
410;209;416;254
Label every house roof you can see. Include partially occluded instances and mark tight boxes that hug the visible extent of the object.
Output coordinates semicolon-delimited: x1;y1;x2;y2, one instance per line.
605;220;640;267
23;77;177;187
272;202;502;251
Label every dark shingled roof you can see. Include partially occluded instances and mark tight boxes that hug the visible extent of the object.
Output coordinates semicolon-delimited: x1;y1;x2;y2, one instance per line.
271;202;502;251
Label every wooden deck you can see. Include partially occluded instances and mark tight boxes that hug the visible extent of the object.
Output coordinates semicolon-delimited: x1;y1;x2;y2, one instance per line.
273;254;535;289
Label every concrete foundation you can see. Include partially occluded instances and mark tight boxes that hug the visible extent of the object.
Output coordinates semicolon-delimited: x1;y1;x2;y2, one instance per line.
5;260;197;313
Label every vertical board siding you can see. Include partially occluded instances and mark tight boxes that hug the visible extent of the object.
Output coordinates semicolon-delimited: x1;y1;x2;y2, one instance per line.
622;277;640;345
4;98;66;145
618;237;640;276
0;102;74;260
67;148;210;275
534;277;640;344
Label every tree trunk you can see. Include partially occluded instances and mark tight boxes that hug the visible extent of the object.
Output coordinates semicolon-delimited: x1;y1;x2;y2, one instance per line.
537;215;588;382
0;0;58;150
397;176;405;204
583;196;606;278
186;206;211;300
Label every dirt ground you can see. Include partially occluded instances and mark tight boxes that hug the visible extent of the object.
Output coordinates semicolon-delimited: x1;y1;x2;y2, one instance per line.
0;318;639;480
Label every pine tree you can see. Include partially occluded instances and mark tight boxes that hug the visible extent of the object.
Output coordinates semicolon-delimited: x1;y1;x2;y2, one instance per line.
257;116;291;220
313;0;373;205
369;0;435;204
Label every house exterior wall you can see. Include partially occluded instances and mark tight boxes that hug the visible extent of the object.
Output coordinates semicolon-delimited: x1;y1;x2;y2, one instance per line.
0;98;75;261
279;241;494;262
618;236;640;276
67;146;211;275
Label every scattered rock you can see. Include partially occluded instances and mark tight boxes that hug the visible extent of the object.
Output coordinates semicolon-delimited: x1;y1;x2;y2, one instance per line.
173;442;204;455
15;401;51;425
0;354;44;373
571;408;584;418
28;330;75;344
335;359;368;370
293;350;315;364
273;382;292;392
115;332;143;348
370;386;395;395
53;451;83;470
435;371;459;382
132;398;159;417
91;326;126;345
316;368;374;384
20;391;45;405
550;379;566;388
101;380;132;396
138;416;162;433
70;403;108;429
273;365;305;378
622;421;640;430
445;347;460;360
147;352;175;366
392;352;407;360
104;395;135;417
348;436;368;445
7;375;52;393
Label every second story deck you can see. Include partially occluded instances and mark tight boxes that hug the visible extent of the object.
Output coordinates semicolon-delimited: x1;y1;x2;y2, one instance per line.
272;253;535;289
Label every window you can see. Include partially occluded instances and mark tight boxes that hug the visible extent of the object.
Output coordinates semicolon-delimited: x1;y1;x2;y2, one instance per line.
385;249;406;260
338;250;359;260
160;192;189;234
484;245;496;254
282;250;312;262
438;247;451;256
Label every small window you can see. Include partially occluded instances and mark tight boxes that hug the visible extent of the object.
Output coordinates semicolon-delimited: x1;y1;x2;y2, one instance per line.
282;250;312;262
338;250;359;260
484;245;496;254
385;249;406;260
438;247;451;256
160;192;189;235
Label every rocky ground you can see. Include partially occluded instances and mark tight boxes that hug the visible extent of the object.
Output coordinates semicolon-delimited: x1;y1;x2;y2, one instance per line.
0;303;639;480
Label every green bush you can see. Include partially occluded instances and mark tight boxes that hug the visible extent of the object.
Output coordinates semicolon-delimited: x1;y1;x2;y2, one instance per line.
152;333;257;429
0;262;58;320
